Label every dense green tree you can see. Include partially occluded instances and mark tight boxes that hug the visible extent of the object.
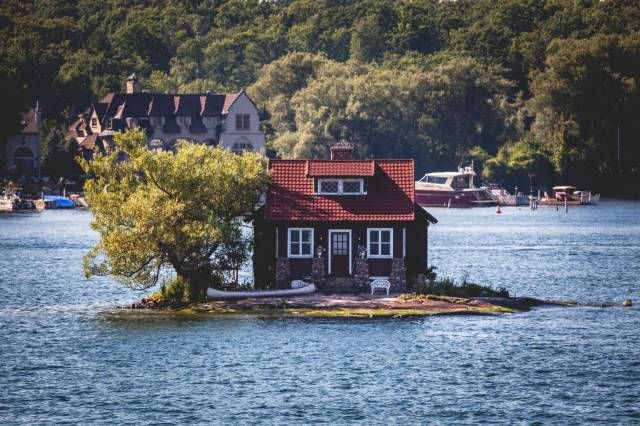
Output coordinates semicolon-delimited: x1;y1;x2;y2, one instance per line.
2;0;639;193
251;55;518;173
529;33;640;189
80;129;268;301
41;127;81;179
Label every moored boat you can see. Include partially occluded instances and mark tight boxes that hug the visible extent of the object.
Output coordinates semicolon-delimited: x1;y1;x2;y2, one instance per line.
415;165;496;207
539;186;600;205
0;192;40;212
207;283;317;299
489;185;530;206
43;195;75;209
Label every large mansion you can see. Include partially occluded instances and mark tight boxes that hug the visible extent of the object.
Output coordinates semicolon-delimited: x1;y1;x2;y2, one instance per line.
68;74;265;156
4;105;41;177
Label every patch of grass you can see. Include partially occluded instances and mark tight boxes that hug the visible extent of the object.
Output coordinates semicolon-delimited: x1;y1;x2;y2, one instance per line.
171;305;514;318
413;269;509;298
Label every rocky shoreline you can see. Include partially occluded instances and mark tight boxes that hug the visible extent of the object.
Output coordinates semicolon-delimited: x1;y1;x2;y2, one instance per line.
126;293;575;318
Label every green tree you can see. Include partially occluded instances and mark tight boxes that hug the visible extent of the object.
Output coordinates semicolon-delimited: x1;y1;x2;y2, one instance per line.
80;129;268;302
41;127;81;179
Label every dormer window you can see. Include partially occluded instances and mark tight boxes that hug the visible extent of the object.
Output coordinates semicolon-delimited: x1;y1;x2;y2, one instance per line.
235;114;250;130
90;118;98;128
317;178;364;195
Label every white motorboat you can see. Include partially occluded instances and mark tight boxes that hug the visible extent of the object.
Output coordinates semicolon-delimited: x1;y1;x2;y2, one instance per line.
415;165;497;207
207;283;316;299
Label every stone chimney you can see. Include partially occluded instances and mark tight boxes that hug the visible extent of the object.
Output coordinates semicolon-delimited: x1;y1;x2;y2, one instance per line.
126;73;142;94
330;140;354;160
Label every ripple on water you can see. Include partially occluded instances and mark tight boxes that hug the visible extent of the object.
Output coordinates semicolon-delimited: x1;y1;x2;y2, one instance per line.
0;205;639;424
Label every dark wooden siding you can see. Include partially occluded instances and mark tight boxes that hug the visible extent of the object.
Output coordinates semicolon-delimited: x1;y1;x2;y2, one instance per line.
254;211;432;289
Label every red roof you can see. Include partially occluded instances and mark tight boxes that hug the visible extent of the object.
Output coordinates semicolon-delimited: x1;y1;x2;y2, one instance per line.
266;159;415;221
307;160;375;177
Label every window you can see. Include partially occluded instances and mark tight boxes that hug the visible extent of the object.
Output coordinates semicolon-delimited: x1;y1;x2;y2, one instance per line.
235;114;250;130
288;228;313;258
367;228;393;258
342;180;362;194
319;179;339;194
231;142;254;153
451;175;470;189
151;117;164;128
91;118;98;128
177;116;191;127
317;178;364;195
420;175;448;184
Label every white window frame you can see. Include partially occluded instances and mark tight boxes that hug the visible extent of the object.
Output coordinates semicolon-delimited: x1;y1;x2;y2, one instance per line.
367;228;393;259
402;227;406;258
317;178;365;195
287;228;314;258
328;229;352;275
235;113;250;130
90;117;98;128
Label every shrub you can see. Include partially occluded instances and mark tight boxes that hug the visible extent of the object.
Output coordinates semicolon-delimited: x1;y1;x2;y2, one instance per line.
413;271;509;298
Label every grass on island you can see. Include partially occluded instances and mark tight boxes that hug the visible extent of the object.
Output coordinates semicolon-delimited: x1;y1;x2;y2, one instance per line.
171;304;515;318
411;268;510;299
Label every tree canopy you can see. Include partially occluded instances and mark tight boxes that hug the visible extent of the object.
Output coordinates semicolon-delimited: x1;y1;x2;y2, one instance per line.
2;0;639;194
80;129;268;301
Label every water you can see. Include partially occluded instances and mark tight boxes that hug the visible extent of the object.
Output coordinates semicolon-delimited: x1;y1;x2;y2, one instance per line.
0;201;639;424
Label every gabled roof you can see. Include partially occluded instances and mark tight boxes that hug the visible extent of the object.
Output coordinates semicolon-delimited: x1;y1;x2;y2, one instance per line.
78;134;98;150
222;93;240;114
93;102;108;121
307;160;375;177
94;91;246;122
266;159;415;222
19;108;40;134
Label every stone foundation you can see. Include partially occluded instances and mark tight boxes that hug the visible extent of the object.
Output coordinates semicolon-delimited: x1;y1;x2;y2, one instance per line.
353;258;369;292
275;258;290;288
311;258;327;291
389;258;407;292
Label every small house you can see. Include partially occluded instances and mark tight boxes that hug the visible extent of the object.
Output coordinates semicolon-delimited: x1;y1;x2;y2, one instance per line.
252;142;437;293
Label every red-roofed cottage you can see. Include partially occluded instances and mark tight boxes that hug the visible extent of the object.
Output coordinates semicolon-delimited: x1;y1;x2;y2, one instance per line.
253;142;437;292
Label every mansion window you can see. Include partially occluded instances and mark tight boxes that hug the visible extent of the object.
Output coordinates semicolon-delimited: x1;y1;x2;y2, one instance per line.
90;118;98;128
367;228;392;258
231;142;254;153
317;178;364;195
177;116;191;127
150;117;164;128
235;114;250;130
288;228;313;258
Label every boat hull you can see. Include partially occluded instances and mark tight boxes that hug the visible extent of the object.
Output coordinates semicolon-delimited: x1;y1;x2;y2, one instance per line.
415;188;496;207
207;283;317;299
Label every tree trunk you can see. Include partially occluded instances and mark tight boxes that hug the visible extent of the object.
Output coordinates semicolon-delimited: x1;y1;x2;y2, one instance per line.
182;267;213;302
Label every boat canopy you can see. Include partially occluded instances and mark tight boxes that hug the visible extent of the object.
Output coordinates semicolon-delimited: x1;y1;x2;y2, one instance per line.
553;186;576;191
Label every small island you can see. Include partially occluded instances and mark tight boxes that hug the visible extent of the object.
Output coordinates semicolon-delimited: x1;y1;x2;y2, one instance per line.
130;293;575;318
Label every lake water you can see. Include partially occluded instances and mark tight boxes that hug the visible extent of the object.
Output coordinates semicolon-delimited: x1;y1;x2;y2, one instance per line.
1;200;639;424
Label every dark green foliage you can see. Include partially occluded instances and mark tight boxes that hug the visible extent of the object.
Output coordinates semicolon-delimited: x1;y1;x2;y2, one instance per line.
41;127;79;178
1;0;639;193
414;272;510;299
41;127;81;179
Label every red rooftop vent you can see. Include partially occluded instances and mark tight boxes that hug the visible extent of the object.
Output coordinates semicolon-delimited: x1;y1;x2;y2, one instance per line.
330;140;354;160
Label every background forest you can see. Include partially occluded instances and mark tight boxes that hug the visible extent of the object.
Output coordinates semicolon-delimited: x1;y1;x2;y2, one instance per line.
1;0;639;194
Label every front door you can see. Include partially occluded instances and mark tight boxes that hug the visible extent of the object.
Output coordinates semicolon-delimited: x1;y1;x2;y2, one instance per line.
330;231;350;277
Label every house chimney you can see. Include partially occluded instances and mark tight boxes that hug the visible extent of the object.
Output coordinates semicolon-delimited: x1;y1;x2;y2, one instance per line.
330;140;354;160
126;73;142;94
